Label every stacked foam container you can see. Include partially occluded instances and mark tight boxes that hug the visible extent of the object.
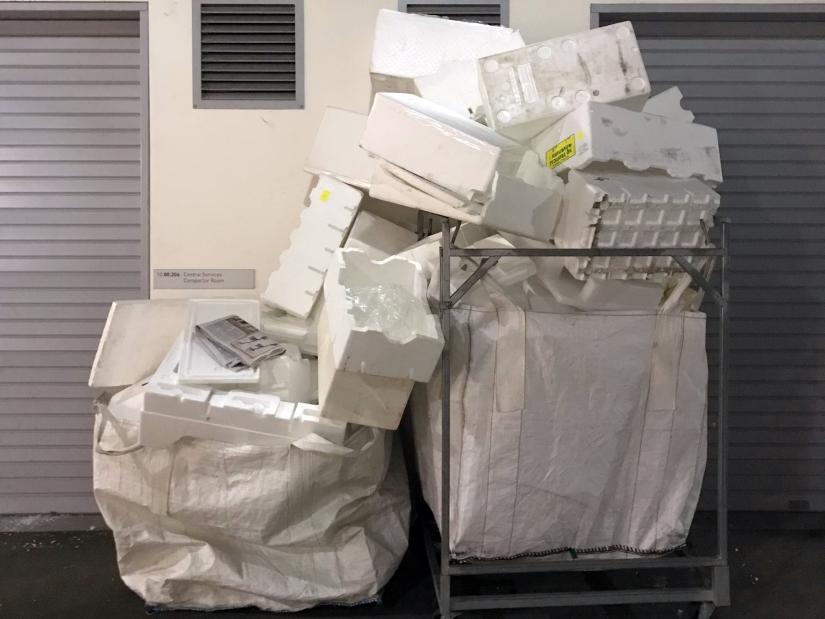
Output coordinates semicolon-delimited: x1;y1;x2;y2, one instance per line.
88;9;723;611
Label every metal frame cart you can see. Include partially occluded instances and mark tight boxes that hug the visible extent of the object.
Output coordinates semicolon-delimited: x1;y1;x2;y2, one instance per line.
422;217;730;618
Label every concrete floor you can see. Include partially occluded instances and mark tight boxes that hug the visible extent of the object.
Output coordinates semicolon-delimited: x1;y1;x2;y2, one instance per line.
0;515;823;619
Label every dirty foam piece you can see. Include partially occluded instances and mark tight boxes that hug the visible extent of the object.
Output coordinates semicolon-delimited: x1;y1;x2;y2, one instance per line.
531;101;723;184
262;175;362;319
304;107;374;189
557;171;720;282
369;150;562;242
88;299;187;391
344;210;417;260
317;306;413;431
178;299;260;385
324;248;443;383
479;22;650;137
643;87;695;124
370;9;524;117
362;92;522;201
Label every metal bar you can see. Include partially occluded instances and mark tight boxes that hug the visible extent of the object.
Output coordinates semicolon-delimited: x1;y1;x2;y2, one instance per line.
452;588;716;611
439;219;452;618
422;530;442;601
717;220;730;566
671;255;724;307
451;247;724;258
449;257;500;306
450;220;462;245
449;555;723;575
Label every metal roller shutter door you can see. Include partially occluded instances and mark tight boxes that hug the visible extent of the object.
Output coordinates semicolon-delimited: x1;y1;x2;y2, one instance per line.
0;7;148;514
594;7;825;512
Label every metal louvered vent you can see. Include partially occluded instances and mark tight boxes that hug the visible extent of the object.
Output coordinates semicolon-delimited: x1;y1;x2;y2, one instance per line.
193;0;304;109
400;1;508;26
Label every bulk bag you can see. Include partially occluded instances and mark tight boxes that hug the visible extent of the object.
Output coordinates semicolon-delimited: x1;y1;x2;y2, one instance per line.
412;303;707;560
93;399;410;611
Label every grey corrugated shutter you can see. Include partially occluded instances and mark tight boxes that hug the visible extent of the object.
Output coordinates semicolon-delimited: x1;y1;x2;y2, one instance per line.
594;11;825;512
0;9;148;513
193;0;304;109
400;1;507;26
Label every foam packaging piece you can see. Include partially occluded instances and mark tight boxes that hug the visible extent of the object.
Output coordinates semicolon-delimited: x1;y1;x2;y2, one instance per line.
344;210;418;260
258;343;318;403
178;299;260;385
317;306;413;431
531;101;723;184
464;235;537;287
543;263;665;311
261;306;319;356
502;233;664;311
304;107;374;189
558;171;720;282
479;22;650;138
324;248;443;382
643;87;695;123
262;175;362;319
369;150;563;242
140;388;346;448
370;9;524;117
361;93;522;201
88;299;187;390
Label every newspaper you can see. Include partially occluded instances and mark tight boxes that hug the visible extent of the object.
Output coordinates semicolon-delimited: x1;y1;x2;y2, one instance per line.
195;315;285;370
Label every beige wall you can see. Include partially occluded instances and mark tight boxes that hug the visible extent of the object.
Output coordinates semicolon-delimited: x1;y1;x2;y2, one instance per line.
17;0;822;298
149;0;394;299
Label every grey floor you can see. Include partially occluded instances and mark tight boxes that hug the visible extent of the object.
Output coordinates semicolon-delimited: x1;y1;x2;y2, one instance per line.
1;515;823;619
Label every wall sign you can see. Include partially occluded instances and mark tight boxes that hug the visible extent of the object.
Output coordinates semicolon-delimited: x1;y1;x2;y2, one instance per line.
153;269;255;290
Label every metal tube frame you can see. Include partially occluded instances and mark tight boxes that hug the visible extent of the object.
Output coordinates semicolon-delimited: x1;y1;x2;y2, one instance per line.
429;217;731;618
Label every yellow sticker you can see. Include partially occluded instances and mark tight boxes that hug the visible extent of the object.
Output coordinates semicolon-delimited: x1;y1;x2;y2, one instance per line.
546;133;577;169
319;189;331;202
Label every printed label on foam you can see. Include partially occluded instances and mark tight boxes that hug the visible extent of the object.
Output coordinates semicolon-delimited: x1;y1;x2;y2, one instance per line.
546;133;577;168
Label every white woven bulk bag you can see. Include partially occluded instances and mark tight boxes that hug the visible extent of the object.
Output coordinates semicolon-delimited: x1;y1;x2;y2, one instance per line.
412;290;707;560
93;400;410;611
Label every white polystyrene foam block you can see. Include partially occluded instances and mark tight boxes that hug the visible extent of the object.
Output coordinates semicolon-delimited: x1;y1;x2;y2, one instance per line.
370;9;524;117
323;248;443;383
260;305;319;356
140;388;346;449
143;382;212;421
368;150;562;242
88;299;188;390
557;171;720;282
479;22;650;137
361;93;521;201
258;343;318;404
293;402;347;445
177;298;260;385
261;175;362;319
643;87;695;124
304;107;374;189
344;210;417;260
501;234;664;311
531;101;723;184
465;235;537;288
317;305;412;431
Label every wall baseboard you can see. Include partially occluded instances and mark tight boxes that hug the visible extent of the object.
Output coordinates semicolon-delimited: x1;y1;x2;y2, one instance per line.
0;513;107;533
